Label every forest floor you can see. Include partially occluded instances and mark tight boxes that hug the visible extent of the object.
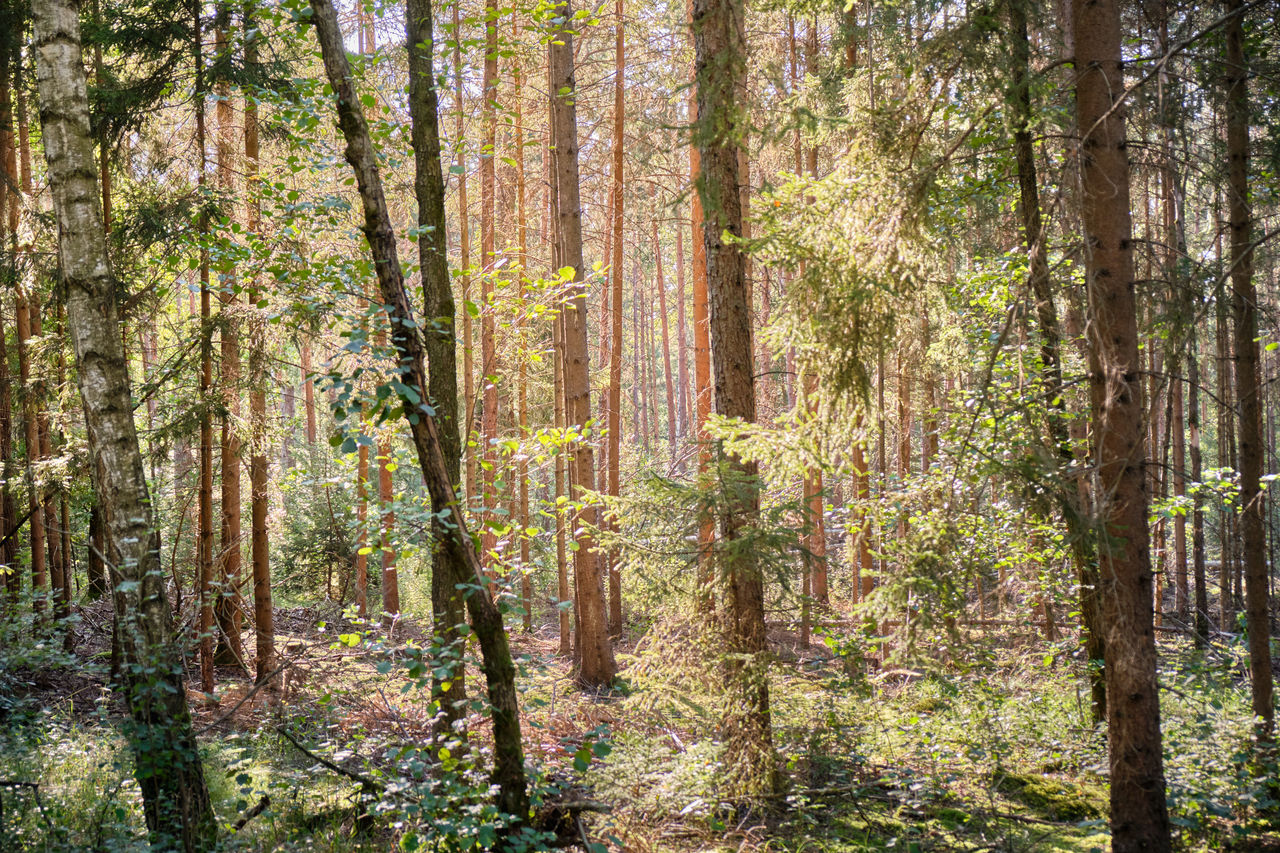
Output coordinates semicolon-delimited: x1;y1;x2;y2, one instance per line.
1;599;1278;852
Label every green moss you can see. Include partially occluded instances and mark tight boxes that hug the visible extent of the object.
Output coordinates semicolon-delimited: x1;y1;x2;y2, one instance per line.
995;771;1107;822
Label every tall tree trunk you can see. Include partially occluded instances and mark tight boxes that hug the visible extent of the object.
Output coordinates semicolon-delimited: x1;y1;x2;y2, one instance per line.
512;8;532;632
310;0;529;823
653;196;677;453
33;0;217;845
605;0;625;636
214;2;244;670
243;0;274;682
453;0;477;502
0;50;16;607
194;0;215;694
15;279;46;614
1009;0;1103;719
548;0;617;687
692;0;778;798
300;340;316;445
553;314;571;655
1071;0;1171;844
479;0;500;568
408;0;469;739
689;0;714;609
1189;327;1209;645
1224;0;1273;740
674;212;691;437
31;293;68;624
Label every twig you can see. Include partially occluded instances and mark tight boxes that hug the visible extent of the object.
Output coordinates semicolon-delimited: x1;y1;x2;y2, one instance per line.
275;727;386;793
196;655;297;735
0;781;55;833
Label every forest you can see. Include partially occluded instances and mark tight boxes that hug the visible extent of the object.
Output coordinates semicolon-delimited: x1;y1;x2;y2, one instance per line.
0;0;1278;849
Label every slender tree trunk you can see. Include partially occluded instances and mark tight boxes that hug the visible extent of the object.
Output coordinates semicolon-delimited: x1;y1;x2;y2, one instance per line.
310;0;529;822
548;0;617;687
675;213;691;437
15;284;46;614
693;0;778;798
243;0;274;682
653;197;677;454
690;0;714;609
301;340;316;445
33;0;217;844
214;3;244;670
1072;0;1171;844
194;0;215;694
1224;0;1273;740
605;0;625;636
453;0;477;502
408;0;470;738
513;9;532;632
1189;327;1209;645
355;441;368;617
479;0;499;567
1009;0;1103;719
553;316;571;655
0;53;16;606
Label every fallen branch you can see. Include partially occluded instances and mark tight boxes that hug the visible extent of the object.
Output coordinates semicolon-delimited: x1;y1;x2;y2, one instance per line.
232;794;271;831
276;727;385;793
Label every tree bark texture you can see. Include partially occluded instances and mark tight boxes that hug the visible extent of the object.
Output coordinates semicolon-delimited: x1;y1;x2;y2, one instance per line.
692;0;778;799
407;0;469;739
1224;0;1274;739
32;0;216;845
548;0;618;688
1071;0;1171;845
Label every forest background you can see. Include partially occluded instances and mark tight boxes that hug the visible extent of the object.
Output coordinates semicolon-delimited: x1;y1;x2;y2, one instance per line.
1;0;1279;849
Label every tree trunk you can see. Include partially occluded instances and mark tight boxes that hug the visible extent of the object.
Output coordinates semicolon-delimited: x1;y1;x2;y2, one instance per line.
194;0;215;694
1071;0;1171;844
309;0;529;823
1009;0;1103;720
301;340;316;445
15;280;46;615
1224;0;1273;740
692;0;778;798
243;0;274;682
674;211;691;437
479;0;499;569
548;0;618;688
1189;327;1209;645
453;0;477;502
407;0;469;739
33;0;217;844
513;8;531;633
653;194;677;454
690;0;714;609
214;2;244;670
605;0;625;636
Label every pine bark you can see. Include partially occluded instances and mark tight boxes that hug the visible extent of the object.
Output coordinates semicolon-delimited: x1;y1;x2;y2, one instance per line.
1071;0;1171;844
243;0;274;682
214;3;244;669
548;0;618;687
1224;0;1273;739
605;0;625;635
32;0;217;844
479;0;499;568
692;0;778;797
